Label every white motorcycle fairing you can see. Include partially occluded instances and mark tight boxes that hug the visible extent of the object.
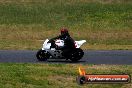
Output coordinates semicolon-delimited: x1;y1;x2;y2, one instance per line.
42;39;86;50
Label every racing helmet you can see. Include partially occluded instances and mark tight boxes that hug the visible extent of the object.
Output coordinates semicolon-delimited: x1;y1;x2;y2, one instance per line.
60;28;69;35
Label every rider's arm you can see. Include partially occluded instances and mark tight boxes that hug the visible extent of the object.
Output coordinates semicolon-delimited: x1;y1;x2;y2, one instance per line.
48;35;61;43
56;36;75;50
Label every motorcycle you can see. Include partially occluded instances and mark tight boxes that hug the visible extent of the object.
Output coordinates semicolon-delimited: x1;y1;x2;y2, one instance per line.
36;39;86;62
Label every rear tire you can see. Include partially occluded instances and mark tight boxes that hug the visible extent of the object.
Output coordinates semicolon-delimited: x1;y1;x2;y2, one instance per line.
69;48;84;62
36;49;50;61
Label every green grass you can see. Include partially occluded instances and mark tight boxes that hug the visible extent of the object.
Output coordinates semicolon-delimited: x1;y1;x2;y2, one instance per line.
0;1;131;29
0;63;131;88
0;0;132;50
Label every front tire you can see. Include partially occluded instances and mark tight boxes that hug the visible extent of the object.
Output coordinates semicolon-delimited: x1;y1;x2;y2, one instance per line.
36;49;50;61
69;48;84;62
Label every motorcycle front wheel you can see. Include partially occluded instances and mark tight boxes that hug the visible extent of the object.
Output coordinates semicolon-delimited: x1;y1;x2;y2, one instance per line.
36;49;50;61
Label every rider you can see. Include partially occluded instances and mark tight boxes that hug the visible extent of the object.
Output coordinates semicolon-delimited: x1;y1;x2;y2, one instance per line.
48;28;75;56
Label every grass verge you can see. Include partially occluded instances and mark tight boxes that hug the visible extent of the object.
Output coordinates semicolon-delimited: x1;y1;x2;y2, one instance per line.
0;0;131;50
0;63;131;88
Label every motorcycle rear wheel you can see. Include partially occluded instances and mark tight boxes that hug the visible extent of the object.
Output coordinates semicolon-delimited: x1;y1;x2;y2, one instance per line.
69;48;84;62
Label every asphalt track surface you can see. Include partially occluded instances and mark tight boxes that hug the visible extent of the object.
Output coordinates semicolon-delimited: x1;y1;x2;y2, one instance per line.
0;50;132;65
